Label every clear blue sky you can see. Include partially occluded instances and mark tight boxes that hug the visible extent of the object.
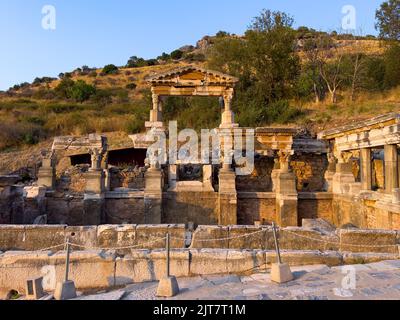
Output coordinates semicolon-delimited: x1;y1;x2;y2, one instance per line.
0;0;384;90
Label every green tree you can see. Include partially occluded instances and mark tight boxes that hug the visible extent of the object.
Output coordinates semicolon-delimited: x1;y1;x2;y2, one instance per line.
68;80;96;102
376;0;400;40
170;50;184;60
54;78;75;99
208;9;301;125
126;56;147;68
383;44;400;88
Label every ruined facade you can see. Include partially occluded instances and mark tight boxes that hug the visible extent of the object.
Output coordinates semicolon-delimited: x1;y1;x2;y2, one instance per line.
1;67;400;231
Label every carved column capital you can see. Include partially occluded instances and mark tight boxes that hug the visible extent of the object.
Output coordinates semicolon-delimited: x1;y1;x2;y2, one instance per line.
278;150;293;172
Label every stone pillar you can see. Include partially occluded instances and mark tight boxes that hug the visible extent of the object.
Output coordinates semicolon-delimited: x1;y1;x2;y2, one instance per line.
271;157;280;192
332;151;355;194
275;151;298;227
324;152;336;192
218;165;237;225
220;89;238;129
384;144;399;193
84;148;106;225
85;149;106;194
203;165;214;191
360;148;372;191
37;151;56;189
146;89;164;129
144;166;163;224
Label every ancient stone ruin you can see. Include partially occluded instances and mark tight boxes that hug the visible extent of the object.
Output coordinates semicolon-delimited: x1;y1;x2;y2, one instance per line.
1;66;399;230
1;67;400;296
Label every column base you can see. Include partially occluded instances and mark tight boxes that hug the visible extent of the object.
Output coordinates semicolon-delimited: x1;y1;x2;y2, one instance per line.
144;168;163;224
37;167;55;189
84;170;105;194
276;194;298;227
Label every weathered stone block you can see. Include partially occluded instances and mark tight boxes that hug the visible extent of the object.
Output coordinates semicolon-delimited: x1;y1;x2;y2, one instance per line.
228;226;274;250
342;252;400;265
135;224;185;249
190;225;229;249
97;225;136;254
66;226;98;251
115;249;189;284
279;227;340;251
0;225;25;251
23;225;67;251
189;249;228;275
226;250;265;275
339;229;398;253
266;250;343;267
50;250;116;289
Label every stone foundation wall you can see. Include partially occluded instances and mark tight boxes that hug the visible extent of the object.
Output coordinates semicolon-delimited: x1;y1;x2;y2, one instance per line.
1;248;399;298
162;192;219;225
298;193;334;225
332;195;400;230
105;197;145;224
237;193;276;225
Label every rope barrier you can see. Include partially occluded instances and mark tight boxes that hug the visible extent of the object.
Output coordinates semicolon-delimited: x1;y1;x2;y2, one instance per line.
170;229;268;243
282;229;399;248
69;236;167;251
0;228;398;254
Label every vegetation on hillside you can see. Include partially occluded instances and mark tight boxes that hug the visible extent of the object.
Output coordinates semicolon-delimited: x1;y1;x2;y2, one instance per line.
0;0;399;152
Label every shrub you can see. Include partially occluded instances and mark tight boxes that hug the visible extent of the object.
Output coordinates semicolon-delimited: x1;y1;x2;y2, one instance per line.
126;83;137;90
102;64;119;75
69;80;96;102
170;49;184;60
54;78;75;99
90;89;113;106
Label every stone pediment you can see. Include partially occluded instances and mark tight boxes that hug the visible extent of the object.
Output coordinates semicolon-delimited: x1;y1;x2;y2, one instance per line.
146;66;238;87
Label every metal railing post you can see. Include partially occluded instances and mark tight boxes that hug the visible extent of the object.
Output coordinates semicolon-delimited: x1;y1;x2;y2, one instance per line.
65;237;71;282
272;222;282;264
166;233;170;278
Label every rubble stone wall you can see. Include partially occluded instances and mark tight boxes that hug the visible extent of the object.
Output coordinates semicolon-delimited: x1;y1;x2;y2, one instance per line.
291;153;328;192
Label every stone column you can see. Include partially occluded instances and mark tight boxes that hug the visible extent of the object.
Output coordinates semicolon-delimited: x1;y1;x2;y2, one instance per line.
202;165;214;191
84;148;106;225
85;148;106;194
146;89;164;129
271;157;280;192
37;151;56;189
144;165;163;224
218;164;237;225
332;151;355;194
275;151;298;227
384;144;399;193
360;148;372;191
220;89;238;129
323;152;336;192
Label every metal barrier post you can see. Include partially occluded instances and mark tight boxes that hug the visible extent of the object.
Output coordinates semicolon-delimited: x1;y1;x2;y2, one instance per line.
64;237;71;282
272;222;282;264
166;233;170;278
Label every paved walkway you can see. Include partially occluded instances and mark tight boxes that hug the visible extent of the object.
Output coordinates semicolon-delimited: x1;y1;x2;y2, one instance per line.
74;260;400;300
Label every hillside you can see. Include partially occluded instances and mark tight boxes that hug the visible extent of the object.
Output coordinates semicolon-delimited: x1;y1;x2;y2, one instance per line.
0;31;398;174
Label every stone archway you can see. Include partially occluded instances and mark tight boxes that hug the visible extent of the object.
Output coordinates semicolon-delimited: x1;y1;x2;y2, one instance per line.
145;66;239;129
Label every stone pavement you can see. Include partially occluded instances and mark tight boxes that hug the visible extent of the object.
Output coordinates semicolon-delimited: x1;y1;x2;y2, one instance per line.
73;260;400;300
